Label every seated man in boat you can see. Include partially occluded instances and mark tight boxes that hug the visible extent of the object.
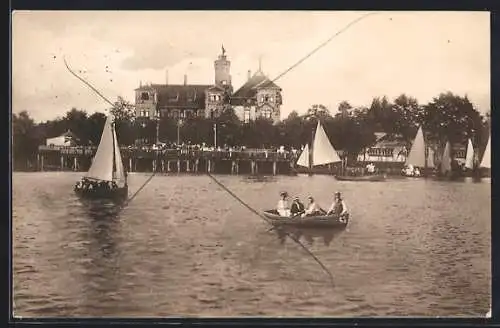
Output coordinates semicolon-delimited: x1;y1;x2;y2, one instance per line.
414;167;421;177
276;191;291;217
327;192;348;218
302;196;324;217
290;197;305;217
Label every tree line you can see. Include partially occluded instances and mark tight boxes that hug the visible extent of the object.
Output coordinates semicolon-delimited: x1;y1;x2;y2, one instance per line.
13;92;490;170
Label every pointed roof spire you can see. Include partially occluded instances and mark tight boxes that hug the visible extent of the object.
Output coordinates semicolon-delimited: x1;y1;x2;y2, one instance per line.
221;44;226;56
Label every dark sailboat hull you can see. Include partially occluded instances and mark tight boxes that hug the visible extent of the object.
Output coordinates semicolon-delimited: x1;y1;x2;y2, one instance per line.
75;185;128;202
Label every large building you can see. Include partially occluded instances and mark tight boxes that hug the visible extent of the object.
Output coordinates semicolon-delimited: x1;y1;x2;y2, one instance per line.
134;47;282;124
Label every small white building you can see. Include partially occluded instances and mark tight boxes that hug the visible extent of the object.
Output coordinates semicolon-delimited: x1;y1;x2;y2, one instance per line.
45;130;78;147
357;133;407;163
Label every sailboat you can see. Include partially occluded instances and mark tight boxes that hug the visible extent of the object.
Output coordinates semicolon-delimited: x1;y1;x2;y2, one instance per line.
464;139;475;171
74;114;128;200
403;126;427;177
295;121;342;175
480;135;491;170
437;141;453;178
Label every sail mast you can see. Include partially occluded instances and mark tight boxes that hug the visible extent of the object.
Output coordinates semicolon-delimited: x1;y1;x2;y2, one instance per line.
112;118;116;176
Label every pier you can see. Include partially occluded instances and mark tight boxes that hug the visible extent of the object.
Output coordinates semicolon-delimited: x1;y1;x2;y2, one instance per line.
36;146;295;175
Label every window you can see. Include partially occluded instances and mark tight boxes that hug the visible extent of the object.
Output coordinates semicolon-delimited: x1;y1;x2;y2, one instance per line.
145;111;150;117
222;80;227;85
141;92;150;101
244;108;251;123
261;109;272;119
368;148;393;157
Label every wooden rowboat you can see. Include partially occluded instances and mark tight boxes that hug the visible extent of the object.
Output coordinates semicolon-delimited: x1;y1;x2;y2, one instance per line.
263;210;349;228
334;174;386;182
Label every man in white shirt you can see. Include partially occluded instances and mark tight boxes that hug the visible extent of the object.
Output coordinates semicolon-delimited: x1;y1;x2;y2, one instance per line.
302;196;323;217
276;191;291;217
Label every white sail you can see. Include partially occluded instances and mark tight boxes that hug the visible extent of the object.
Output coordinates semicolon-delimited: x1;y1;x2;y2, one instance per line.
296;143;310;168
441;141;452;175
112;125;126;187
480;136;491;169
426;147;435;168
405;126;426;167
465;138;474;170
312;121;341;166
85;115;114;182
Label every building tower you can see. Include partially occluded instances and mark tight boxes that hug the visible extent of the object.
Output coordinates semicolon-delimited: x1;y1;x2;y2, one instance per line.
214;44;232;94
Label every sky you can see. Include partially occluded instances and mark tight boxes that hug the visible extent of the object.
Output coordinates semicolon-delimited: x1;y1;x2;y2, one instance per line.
12;11;490;122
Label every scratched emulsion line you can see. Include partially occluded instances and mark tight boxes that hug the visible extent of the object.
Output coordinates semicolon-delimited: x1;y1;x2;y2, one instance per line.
62;12;378;288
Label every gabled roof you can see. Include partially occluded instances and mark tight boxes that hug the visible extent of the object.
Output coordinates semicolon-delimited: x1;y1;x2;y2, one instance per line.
136;84;212;108
231;71;281;106
372;133;406;148
207;85;226;92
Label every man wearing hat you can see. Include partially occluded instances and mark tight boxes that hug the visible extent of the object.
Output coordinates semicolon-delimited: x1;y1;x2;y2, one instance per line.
276;191;291;217
290;196;305;217
327;191;348;217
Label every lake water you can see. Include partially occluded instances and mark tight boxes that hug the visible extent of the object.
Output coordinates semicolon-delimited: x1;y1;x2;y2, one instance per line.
12;172;491;317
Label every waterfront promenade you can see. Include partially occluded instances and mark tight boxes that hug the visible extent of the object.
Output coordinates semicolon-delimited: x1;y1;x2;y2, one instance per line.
37;145;296;175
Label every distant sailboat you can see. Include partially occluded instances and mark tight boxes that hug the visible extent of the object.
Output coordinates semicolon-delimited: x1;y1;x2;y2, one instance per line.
295;121;341;172
405;126;426;168
464;138;474;170
426;147;435;169
440;141;452;176
74;114;128;200
480;136;491;169
296;144;310;168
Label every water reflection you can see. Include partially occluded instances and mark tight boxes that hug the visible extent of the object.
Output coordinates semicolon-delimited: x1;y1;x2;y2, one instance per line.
274;226;347;247
77;201;124;316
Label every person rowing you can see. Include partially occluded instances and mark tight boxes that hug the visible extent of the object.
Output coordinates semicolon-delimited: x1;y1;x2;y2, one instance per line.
327;191;349;218
276;191;291;217
290;196;305;217
301;196;324;217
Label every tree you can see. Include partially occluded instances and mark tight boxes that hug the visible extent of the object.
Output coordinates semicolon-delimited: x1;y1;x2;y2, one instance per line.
422;92;482;145
392;94;423;143
306;104;331;120
337;101;352;118
12;111;39;169
62;108;88;145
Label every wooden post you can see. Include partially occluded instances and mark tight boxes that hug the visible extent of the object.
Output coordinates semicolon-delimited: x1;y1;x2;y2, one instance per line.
134;158;137;172
236;161;239;174
251;160;255;175
129;157;133;172
161;159;165;172
231;160;236;174
207;159;211;173
186;160;190;172
73;157;78;171
177;159;181;173
255;161;259;175
273;161;277;175
195;159;199;173
152;159;156;172
37;154;40;171
167;160;171;172
40;155;44;171
60;155;64;171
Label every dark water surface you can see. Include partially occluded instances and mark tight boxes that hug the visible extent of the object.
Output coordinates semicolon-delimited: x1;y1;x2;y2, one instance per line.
12;172;491;317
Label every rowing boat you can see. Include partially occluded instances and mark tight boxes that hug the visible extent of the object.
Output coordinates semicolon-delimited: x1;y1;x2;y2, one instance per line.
334;174;386;182
263;210;349;228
